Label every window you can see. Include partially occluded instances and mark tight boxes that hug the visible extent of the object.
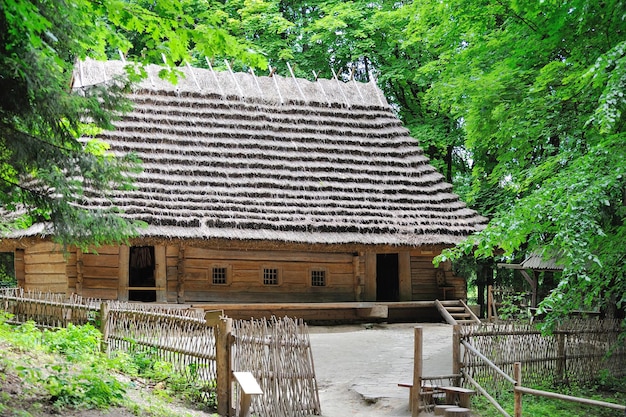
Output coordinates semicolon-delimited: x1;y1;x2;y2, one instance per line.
311;269;326;287
212;267;228;285
263;268;279;285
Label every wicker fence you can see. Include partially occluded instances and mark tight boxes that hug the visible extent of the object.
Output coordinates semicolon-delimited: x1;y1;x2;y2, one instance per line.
232;317;321;417
0;288;99;328
461;319;626;395
0;289;321;417
102;304;217;404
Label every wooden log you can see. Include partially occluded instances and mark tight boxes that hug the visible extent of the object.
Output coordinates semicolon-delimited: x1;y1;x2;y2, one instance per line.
440;386;475;408
516;385;626;411
444;407;470;416
215;316;233;416
514;362;522;417
177;245;185;303
412;326;423;417
118;246;129;302
155;245;167;303
399;251;412;301
452;324;461;385
434;405;455;415
364;252;376;301
100;302;109;353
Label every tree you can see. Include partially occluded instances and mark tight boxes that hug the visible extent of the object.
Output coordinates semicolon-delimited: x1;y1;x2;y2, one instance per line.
0;0;265;249
412;0;626;324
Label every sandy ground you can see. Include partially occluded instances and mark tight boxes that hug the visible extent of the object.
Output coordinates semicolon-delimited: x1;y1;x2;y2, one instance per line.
309;322;453;417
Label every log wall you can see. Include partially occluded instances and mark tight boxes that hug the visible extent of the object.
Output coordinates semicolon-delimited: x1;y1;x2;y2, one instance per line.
17;241;466;304
23;243;67;294
410;255;466;301
14;249;25;288
80;246;120;300
179;247;357;303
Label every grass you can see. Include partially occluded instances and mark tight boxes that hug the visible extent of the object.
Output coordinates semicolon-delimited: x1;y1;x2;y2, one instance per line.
0;312;218;417
472;377;626;417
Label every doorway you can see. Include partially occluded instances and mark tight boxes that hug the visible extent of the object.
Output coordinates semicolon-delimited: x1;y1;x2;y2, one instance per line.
129;246;156;302
376;253;399;301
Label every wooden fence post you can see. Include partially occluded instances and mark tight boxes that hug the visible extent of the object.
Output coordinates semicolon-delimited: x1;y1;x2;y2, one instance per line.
99;302;109;353
412;326;423;417
453;324;461;386
556;332;566;383
215;315;233;416
487;285;494;321
514;362;522;417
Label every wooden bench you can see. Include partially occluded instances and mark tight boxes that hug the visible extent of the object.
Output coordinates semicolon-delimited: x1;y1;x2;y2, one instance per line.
440;386;476;408
233;371;263;417
398;382;445;410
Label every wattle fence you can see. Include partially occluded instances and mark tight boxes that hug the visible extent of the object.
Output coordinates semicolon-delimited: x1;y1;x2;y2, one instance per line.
460;319;626;394
0;288;321;417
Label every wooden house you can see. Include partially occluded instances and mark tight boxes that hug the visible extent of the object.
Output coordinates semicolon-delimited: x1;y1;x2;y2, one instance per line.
1;60;485;320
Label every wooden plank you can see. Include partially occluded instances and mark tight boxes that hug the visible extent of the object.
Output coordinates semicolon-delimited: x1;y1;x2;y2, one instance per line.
82;267;119;279
82;278;118;289
118;245;129;302
356;304;388;319
364;252;376;301
166;245;179;257
81;288;118;300
14;249;25;288
233;372;263;395
185;247;353;263
399;251;412;301
24;274;67;285
25;242;63;253
24;282;67;293
155;245;167;302
89;246;119;255
25;263;67;274
24;253;65;264
74;249;82;295
82;254;119;268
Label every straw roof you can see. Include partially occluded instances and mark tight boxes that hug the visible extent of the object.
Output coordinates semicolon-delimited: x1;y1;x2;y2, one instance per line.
14;59;487;246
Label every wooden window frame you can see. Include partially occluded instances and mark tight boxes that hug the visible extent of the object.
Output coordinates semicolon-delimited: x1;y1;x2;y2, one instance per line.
310;268;327;287
261;266;281;286
211;264;232;286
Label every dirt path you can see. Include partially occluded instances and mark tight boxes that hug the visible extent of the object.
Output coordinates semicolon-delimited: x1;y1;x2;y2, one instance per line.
309;322;453;417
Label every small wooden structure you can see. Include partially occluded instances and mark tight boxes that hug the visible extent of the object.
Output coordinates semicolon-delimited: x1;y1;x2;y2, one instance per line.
1;60;485;319
497;251;563;309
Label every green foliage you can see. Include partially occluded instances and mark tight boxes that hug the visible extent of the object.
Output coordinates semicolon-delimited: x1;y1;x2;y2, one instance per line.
109;344;217;409
418;0;626;329
44;361;127;410
0;319;126;411
42;323;102;361
473;377;626;417
497;293;531;321
0;0;267;249
0;252;15;287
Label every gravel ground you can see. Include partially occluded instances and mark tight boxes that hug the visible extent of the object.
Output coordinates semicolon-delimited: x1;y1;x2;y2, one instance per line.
309;322;453;417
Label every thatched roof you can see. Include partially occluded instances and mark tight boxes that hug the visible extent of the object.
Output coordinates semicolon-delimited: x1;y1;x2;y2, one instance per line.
13;59;486;246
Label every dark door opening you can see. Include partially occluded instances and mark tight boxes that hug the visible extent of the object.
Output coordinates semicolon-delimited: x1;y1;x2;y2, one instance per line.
129;246;156;302
376;253;399;301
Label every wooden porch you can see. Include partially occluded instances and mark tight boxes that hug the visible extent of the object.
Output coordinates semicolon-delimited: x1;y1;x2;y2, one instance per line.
190;300;460;323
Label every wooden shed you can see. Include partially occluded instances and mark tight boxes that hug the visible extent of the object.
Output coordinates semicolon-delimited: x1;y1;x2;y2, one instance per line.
2;60;486;320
